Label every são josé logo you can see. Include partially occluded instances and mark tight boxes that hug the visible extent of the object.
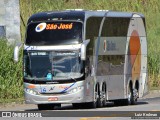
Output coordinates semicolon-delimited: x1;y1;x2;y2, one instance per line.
35;23;46;32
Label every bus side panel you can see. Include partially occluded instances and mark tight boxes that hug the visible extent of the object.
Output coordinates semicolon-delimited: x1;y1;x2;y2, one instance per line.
96;37;126;100
107;75;125;100
96;75;125;100
84;73;96;102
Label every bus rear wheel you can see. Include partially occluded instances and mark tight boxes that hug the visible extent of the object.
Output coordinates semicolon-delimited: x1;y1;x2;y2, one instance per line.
102;84;107;107
102;91;106;107
131;88;138;105
123;86;138;105
97;91;103;108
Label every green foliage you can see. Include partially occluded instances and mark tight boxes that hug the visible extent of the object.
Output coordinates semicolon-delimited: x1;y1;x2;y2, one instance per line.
0;39;23;101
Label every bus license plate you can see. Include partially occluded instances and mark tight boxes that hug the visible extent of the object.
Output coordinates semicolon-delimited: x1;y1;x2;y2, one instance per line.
48;97;58;101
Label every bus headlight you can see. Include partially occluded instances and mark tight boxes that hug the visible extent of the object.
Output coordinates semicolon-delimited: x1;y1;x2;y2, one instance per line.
68;86;83;94
25;88;39;95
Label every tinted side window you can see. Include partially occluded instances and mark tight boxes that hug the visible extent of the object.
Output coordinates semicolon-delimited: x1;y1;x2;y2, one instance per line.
86;17;103;55
101;17;130;36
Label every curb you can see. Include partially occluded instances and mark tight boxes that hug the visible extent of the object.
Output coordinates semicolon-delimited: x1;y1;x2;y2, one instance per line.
142;90;160;99
0;101;25;108
149;90;160;94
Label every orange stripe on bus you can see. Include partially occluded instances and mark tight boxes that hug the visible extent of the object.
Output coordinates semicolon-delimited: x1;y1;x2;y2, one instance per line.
129;30;141;81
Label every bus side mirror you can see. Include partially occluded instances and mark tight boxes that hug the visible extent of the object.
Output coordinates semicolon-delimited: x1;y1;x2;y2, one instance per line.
14;43;23;62
81;39;90;60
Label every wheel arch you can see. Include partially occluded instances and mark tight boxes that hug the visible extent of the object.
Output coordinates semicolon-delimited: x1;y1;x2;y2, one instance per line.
95;82;100;93
126;79;133;97
127;79;133;90
134;80;139;90
102;82;107;93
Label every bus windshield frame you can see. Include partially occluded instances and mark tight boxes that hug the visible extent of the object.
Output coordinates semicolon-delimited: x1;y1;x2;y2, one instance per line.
23;50;84;81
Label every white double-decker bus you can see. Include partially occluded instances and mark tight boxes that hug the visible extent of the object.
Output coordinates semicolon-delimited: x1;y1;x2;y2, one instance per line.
14;10;148;110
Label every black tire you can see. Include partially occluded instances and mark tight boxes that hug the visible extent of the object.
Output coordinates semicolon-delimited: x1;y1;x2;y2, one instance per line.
131;88;138;105
97;92;103;108
122;87;138;105
113;88;138;106
102;87;107;107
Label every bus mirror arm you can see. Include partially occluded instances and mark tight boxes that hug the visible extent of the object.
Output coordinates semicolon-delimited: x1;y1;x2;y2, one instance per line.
81;39;90;60
14;42;23;62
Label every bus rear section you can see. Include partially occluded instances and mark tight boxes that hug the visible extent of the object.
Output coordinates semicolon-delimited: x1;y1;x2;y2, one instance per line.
86;12;148;106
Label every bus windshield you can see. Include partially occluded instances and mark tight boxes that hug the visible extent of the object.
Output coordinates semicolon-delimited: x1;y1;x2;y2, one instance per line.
26;21;83;46
24;51;84;80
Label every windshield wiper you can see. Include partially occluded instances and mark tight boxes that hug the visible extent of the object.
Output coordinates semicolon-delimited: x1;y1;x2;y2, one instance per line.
66;76;77;82
70;77;77;82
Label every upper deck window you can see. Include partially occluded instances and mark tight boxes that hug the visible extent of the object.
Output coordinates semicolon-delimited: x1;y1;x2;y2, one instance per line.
101;17;130;36
26;21;83;46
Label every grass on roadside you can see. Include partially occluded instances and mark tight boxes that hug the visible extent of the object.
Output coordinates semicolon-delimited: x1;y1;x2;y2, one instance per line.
0;38;23;102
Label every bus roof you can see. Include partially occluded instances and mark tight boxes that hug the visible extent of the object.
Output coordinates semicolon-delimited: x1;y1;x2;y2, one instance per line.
28;10;144;24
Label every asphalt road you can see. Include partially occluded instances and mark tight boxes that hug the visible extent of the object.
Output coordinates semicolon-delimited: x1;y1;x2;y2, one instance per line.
0;91;160;120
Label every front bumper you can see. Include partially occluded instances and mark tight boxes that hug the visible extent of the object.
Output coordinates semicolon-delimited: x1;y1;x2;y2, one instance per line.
24;86;85;104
